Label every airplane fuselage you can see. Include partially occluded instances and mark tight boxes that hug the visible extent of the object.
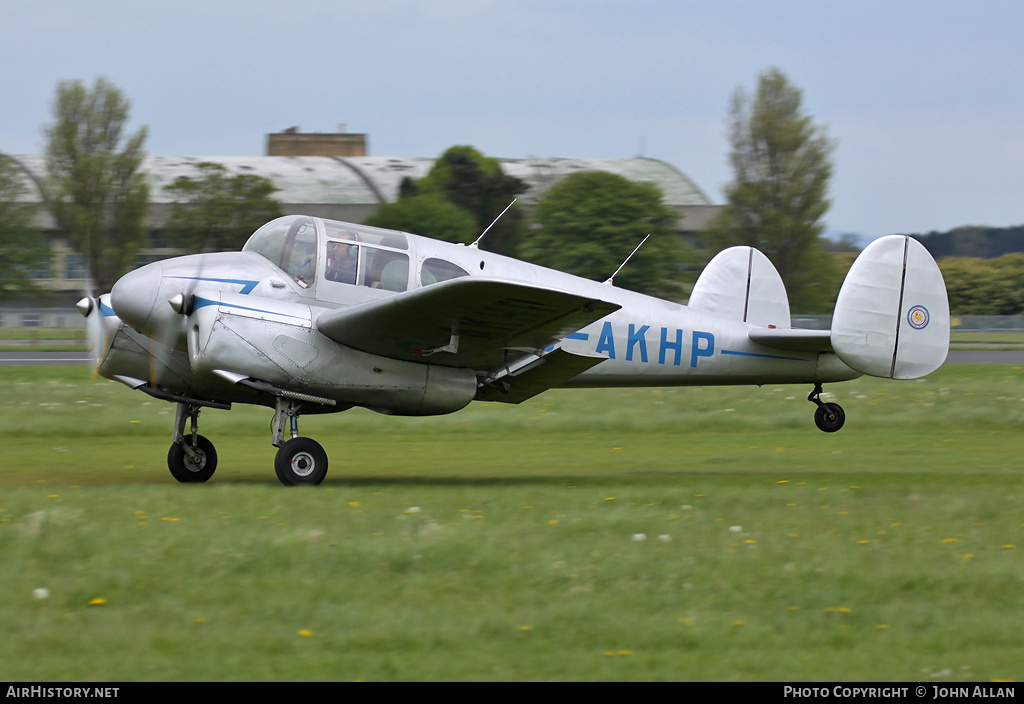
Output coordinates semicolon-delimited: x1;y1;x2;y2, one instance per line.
85;214;946;485
104;218;858;418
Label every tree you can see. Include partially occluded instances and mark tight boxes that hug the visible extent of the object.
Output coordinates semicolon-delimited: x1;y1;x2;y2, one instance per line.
363;193;478;245
939;254;1024;315
43;77;149;293
367;146;528;256
707;67;835;309
519;171;685;297
0;154;49;298
162;162;283;252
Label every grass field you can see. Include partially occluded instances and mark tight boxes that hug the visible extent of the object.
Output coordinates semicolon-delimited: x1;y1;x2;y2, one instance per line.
4;326;1024;352
1;364;1022;681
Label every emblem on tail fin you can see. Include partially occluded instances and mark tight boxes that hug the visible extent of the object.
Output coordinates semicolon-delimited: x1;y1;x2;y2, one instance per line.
907;305;930;330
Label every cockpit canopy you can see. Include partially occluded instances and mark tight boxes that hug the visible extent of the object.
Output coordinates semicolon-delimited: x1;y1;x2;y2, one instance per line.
243;215;469;296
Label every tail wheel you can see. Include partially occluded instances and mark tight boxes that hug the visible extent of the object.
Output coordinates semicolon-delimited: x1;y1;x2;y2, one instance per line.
814;402;846;433
168;434;217;482
275;437;328;486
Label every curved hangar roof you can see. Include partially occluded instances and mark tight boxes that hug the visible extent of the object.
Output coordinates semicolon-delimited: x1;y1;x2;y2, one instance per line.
143;155;712;206
10;154;713;223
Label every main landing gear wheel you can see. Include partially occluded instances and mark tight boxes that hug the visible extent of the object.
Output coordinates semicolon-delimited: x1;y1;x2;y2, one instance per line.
813;402;846;433
808;383;845;433
167;434;218;483
275;437;328;486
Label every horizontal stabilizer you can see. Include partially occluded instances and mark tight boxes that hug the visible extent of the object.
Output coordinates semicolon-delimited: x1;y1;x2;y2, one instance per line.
688;246;791;328
748;327;833;353
831;235;949;379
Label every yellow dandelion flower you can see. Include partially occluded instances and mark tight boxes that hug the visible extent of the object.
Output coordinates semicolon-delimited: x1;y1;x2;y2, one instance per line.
876;624;889;630
297;629;312;637
838;607;852;614
348;501;360;508
732;621;745;627
679;617;693;626
942;538;957;543
963;554;975;561
518;625;532;632
547;520;558;526
1002;544;1016;549
618;650;632;656
88;598;107;606
858;540;871;544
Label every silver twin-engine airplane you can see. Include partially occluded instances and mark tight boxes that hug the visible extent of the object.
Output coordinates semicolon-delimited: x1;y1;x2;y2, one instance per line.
78;214;949;486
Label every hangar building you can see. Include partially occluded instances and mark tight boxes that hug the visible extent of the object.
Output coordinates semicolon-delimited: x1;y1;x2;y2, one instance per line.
6;132;719;295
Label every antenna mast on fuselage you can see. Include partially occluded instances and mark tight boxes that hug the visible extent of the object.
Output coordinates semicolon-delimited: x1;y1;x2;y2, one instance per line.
467;199;517;249
604;234;651;285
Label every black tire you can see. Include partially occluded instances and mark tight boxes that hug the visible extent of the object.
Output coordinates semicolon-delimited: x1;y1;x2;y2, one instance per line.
275;437;328;486
814;402;846;433
167;435;217;483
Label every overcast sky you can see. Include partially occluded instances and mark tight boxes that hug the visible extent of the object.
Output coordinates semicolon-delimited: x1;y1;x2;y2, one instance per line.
3;0;1022;239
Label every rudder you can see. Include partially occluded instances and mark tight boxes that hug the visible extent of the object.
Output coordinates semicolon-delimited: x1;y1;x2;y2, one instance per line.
831;235;949;379
688;246;791;328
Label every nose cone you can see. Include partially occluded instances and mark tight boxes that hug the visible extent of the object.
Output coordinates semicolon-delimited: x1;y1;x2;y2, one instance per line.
111;262;162;333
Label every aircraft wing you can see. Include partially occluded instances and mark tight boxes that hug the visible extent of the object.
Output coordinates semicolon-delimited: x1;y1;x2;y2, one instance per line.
315;277;621;370
748;327;834;353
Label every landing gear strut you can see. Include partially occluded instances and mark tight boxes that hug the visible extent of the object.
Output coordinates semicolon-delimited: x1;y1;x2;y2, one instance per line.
168;402;218;482
271;397;328;486
808;383;845;433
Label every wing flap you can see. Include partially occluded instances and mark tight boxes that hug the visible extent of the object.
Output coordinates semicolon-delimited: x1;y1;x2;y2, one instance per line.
316;277;620;369
475;347;607;404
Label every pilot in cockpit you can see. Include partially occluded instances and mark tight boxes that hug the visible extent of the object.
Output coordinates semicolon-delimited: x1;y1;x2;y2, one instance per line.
325;232;358;284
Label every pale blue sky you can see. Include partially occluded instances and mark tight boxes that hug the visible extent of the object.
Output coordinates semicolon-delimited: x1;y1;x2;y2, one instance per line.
3;0;1022;239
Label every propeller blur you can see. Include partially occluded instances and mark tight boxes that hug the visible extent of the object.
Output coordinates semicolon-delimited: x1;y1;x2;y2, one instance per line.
80;215;950;486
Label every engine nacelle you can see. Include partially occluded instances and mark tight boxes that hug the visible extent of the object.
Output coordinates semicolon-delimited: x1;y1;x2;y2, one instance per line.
187;291;476;415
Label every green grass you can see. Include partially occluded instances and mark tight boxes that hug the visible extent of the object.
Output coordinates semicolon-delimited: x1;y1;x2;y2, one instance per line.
1;365;1023;681
0;327;86;341
950;330;1024;344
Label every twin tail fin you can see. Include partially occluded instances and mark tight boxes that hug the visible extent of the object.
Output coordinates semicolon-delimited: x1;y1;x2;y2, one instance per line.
689;236;949;380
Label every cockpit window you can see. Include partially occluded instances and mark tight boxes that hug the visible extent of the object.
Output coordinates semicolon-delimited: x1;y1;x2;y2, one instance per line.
421;258;469;286
244;215;318;287
365;249;408;291
325;236;359;284
323;220;408;250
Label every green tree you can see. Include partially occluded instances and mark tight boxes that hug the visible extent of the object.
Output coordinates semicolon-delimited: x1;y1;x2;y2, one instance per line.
0;154;49;298
520;171;684;297
707;67;835;310
363;193;478;245
368;146;527;256
43;77;149;293
162;162;283;252
939;255;1024;315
